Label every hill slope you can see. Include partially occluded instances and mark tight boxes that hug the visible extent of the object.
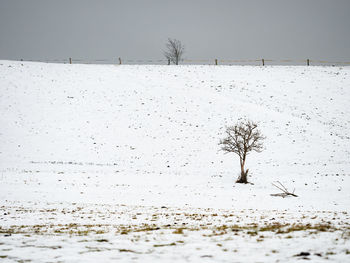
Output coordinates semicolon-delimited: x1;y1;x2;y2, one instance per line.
0;61;349;211
1;61;350;262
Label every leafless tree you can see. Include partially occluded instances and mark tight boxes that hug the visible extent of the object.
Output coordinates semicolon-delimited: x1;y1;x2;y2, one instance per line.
164;38;184;65
219;120;265;184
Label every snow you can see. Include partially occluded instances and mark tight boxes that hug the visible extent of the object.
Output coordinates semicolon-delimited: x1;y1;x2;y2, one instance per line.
0;60;349;262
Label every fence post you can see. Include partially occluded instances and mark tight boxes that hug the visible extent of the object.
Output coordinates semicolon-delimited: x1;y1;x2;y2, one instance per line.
118;57;122;65
69;58;72;64
307;59;310;66
215;59;218;65
168;59;170;65
262;59;265;66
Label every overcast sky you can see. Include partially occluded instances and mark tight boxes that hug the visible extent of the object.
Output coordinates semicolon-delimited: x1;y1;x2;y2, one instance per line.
0;0;349;63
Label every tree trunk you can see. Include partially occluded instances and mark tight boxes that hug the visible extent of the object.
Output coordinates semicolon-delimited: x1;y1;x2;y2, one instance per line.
236;160;249;184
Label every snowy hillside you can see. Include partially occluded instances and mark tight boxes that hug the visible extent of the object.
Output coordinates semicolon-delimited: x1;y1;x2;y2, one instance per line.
0;60;349;262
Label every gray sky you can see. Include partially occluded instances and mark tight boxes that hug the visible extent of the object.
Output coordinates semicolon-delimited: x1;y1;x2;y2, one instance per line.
0;0;349;63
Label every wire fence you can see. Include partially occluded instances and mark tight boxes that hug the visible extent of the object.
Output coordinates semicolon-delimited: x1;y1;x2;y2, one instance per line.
21;57;350;66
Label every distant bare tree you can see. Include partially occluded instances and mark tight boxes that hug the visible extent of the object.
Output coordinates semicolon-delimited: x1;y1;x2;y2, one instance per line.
164;38;184;65
219;120;265;184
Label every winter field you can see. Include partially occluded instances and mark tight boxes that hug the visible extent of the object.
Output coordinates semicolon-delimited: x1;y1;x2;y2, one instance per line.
0;60;349;262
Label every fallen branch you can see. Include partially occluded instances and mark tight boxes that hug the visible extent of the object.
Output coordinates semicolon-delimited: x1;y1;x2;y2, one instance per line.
270;181;298;198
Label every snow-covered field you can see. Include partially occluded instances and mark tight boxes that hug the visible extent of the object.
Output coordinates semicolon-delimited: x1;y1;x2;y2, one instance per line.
0;60;349;262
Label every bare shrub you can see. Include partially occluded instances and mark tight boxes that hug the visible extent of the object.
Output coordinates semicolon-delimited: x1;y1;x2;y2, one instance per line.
219;120;265;184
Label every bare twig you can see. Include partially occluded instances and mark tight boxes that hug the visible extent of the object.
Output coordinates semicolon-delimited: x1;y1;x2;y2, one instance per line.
271;181;298;198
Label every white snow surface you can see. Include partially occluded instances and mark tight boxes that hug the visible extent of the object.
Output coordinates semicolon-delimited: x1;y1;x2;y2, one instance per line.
0;61;349;262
